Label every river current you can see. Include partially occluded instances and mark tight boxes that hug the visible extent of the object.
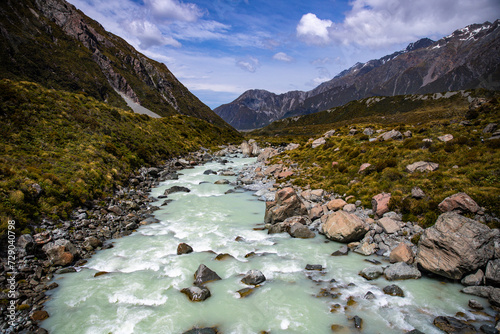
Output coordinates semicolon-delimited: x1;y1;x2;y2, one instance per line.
41;157;489;333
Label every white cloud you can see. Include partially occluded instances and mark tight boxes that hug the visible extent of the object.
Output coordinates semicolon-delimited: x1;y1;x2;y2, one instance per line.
127;20;181;48
236;57;260;73
144;0;204;22
323;0;500;48
273;52;294;62
296;13;333;45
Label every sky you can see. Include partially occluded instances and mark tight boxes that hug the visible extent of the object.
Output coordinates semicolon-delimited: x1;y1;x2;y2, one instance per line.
66;0;500;109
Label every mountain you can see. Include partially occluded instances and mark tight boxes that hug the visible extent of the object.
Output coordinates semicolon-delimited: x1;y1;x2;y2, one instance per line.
215;21;500;130
0;0;232;129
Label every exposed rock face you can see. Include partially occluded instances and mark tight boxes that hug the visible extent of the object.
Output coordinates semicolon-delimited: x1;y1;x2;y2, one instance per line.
322;211;369;243
416;212;498;280
372;193;391;218
438;192;481;214
405;161;439;173
193;264;221;286
264;187;308;224
42;239;78;266
241;270;266;285
384;262;421;280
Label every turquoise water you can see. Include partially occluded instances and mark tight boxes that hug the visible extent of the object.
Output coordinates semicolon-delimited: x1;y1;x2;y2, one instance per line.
41;157;491;333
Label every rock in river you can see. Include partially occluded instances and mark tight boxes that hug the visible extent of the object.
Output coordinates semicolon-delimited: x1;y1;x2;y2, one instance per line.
433;316;476;333
181;286;211;302
193;264;221;286
384;262;421;281
177;243;194;255
383;284;405;297
241;269;266;285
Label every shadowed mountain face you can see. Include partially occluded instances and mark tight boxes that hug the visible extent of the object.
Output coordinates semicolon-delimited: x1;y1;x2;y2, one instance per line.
215;20;500;130
0;0;233;129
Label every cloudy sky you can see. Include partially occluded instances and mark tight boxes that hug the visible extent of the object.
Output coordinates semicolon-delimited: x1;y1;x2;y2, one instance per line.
67;0;500;109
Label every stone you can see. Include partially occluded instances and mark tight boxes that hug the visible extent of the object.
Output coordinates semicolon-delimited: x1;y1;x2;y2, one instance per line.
42;239;78;266
237;287;255;298
277;170;294;179
241;270;266;285
405;161;439;173
322;211;369;243
384;262;421;280
352;315;363;329
264;187;308;225
331;245;350;256
364;291;376;300
461;269;485;286
433;316;476;333
164;186;191;195
343;204;356;213
327;199;347;211
257;147;278;162
372;193;391;218
305;264;323;271
180;286;211;302
390;243;414;264
177;243;194;255
17;234;34;253
480;324;498;334
193;264;221;286
349;128;358;136
108;205;123;215
416;212;498;280
363;128;374;136
354;242;377;256
214;179;230;185
83;236;102;250
241;140;253;157
288;223;315;239
403;130;412;138
378;217;400;234
359;266;384;280
461;286;500;306
483;123;498;134
378;129;403;141
485;259;500;285
438;192;481;214
411;187;426;199
468;299;483;310
31;310;49;321
311;137;326;148
383;284;405;297
309;205;324;220
324;129;336;137
358;163;372;174
438;134;454;142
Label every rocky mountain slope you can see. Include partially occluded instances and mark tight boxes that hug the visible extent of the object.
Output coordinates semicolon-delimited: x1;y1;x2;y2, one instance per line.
215;20;500;129
0;0;232;128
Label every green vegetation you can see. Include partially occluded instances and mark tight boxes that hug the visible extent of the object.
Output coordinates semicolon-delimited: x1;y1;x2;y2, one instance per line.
252;92;500;227
0;79;241;234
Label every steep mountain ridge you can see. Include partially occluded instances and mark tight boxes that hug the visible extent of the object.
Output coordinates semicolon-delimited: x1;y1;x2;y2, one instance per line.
215;20;500;129
0;0;232;128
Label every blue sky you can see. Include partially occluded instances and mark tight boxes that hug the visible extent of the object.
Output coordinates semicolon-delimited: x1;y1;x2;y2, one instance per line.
67;0;500;109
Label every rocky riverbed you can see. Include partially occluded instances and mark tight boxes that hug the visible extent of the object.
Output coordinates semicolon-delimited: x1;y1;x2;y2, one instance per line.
2;140;500;333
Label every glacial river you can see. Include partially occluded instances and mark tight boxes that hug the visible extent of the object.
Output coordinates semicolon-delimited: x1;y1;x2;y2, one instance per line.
41;157;489;333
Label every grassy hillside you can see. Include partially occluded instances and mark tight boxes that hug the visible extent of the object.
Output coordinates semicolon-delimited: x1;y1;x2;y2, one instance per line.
252;92;500;227
0;79;241;233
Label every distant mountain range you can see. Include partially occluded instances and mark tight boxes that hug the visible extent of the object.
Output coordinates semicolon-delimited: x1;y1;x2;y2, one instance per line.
215;20;500;130
0;0;231;129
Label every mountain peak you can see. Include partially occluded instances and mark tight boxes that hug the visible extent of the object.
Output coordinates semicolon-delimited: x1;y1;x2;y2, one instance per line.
406;38;435;52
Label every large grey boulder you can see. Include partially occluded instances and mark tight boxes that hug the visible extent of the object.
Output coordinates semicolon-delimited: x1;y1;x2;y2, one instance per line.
288;223;315;239
378;129;403;141
384;262;421;280
416;212;498;280
264;187;308;224
193;264;221;286
322;211;369;243
241;270;266;285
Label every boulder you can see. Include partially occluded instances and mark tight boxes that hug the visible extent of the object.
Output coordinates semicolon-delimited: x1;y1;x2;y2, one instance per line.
485;259;500;286
433;316;476;333
305;264;323;271
214;179;230;185
462;286;500;307
311;137;326;148
17;234;34;254
164;186;191;195
363;128;374;136
405;161;439;173
343;204;356;213
378;129;403;141
309;205;324;220
180;286;211;302
384;262;421;280
438;134;454;142
411;187;426;199
327;199;347;211
438;192;481;214
359;266;384;280
257;147;278;162
264;187;308;224
322;211;369;243
177;243;194;255
358;163;372;174
468;299;483;310
193;264;221;286
331;245;350;256
416;212;498;280
83;236;102;251
183;327;218;334
241;140;253;157
461;269;485;286
372;193;391;218
324;129;336;138
383;284;405;297
389;243;414;264
241;270;266;285
288;223;315;239
378;217;400;234
483;123;498;134
354;242;377;256
42;239;78;266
